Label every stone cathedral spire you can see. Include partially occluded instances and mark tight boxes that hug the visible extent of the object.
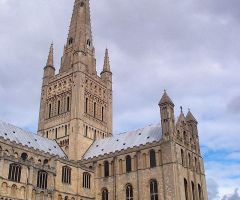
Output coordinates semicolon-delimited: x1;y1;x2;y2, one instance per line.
60;0;96;74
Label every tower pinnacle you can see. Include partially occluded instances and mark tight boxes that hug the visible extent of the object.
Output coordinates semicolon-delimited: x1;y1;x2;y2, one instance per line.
46;43;54;67
102;48;111;72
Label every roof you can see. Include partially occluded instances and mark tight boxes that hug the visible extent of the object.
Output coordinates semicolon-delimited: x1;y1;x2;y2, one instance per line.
159;91;174;106
186;111;198;123
84;124;162;160
0;120;66;158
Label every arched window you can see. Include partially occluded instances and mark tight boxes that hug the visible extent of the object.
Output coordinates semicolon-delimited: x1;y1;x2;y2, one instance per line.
184;178;188;200
85;126;88;137
48;103;52;118
104;161;109;177
150;149;156;168
150;180;158;200
67;97;70;112
58;100;61;115
102;188;108;200
8;163;22;182
37;170;48;189
64;197;68;200
102;106;104;121
11;184;17;197
85;98;88;113
62;166;71;184
87;39;91;47
68;37;73;45
94;102;96;117
126;184;133;200
55;128;58;139
126;155;132;173
198;184;202;200
65;125;68;136
181;149;184;165
83;172;91;189
192;182;195;200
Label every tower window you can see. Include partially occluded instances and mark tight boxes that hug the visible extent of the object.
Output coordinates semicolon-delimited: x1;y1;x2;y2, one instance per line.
37;170;48;189
94;102;96;118
83;172;91;189
87;39;91;46
65;125;68;136
192;182;195;200
184;178;188;200
80;2;84;7
126;184;133;200
102;107;104;121
181;149;185;165
55;128;58;139
85;98;88;113
48;104;52;118
149;149;156;168
8;163;22;182
62;166;71;184
126;155;132;173
198;184;202;200
150;180;158;200
102;188;108;200
85;126;88;137
68;37;73;45
67;97;70;112
57;100;61;115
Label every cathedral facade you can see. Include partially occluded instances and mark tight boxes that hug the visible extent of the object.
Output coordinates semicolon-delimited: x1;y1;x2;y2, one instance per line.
0;0;208;200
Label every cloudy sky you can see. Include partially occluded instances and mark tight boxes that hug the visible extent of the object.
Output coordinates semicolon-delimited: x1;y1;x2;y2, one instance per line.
0;0;240;199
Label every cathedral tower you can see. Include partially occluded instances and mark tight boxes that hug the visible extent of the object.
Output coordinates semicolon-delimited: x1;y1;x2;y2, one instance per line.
38;0;113;161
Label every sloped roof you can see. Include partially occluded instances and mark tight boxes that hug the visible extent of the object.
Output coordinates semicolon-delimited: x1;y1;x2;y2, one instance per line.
84;124;162;160
0;120;66;158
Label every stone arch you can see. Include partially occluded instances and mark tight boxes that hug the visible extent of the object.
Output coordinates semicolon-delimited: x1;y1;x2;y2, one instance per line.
32;190;36;200
142;153;147;168
20;186;26;199
11;184;17;197
1;182;8;195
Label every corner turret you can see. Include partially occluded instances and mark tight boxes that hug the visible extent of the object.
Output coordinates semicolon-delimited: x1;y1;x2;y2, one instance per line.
101;48;112;83
43;43;55;82
159;90;175;140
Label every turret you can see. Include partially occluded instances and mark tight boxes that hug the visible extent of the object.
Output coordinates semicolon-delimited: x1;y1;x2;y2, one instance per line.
186;109;200;153
159;90;175;140
101;49;112;83
43;43;55;82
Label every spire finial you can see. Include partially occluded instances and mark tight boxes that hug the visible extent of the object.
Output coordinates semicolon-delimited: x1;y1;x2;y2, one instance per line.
180;106;183;113
103;48;111;72
46;43;54;67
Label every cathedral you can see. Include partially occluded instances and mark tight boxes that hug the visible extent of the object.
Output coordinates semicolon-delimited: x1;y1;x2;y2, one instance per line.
0;0;208;200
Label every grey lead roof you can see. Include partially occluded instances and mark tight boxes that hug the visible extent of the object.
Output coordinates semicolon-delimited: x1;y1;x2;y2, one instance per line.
0;120;66;158
84;124;162;160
